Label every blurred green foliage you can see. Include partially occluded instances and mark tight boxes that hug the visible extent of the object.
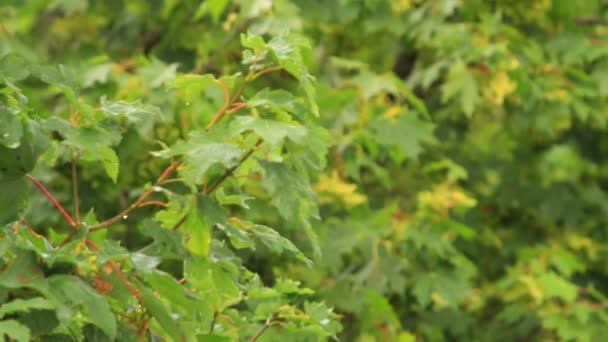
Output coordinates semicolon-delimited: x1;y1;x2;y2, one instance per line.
2;0;608;341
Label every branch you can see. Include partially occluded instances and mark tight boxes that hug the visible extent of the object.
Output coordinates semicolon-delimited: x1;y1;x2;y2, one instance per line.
89;162;180;231
205;80;232;131
21;219;44;239
574;16;606;25
206;139;263;194
172;140;263;232
171;214;188;231
251;65;282;80
72;156;81;223
84;238;142;298
137;200;168;208
248;317;275;342
209;311;218;333
26;174;77;227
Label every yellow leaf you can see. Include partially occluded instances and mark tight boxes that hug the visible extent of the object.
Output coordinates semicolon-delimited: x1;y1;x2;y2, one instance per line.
545;89;569;102
314;171;366;207
484;71;516;105
418;183;477;214
509;57;520;70
384;106;402;119
519;275;544;304
431;292;450;309
397;331;416;342
391;0;412;13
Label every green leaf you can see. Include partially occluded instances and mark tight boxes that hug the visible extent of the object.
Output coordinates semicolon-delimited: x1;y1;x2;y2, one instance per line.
363;290;401;331
146;271;203;315
537;272;578;302
183;207;212;256
48;275;117;339
182;194;226;256
196;333;232;342
17;309;59;336
0;250;46;290
441;60;479;117
259;160;318;221
0;122;41;179
216;188;252;209
0;297;55;318
0;54;30;80
0;108;23;148
99;145;119;182
370;114;436;162
411;271;471;308
139;58;178;88
0;320;30;342
172;74;217;101
185;257;241;310
267;33;318;116
241;32;318;116
83;63;112;87
155;193;190;230
259;160;320;260
139;286;190;342
251;224;312;267
195;0;230;22
217;223;256;250
64;127;121;181
248;89;308;118
82;324;111;342
0;177;28;225
160;131;242;185
229;116;307;147
130;252;161;274
100;96;163;136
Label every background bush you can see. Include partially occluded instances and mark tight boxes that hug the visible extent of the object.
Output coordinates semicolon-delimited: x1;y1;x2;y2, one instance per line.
1;0;608;341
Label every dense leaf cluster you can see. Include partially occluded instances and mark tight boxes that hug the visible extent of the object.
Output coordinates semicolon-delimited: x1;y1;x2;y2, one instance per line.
1;0;608;341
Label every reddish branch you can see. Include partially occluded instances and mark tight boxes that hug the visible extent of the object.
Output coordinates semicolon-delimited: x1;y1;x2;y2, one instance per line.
89;162;181;231
26;174;77;227
207;138;263;194
205;80;232;131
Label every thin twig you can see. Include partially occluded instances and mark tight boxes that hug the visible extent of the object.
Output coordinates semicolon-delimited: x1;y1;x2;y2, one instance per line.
26;174;77;227
21;219;44;239
251;65;282;80
172;66;266;231
172;139;263;232
59;230;77;247
85;238;142;298
137;200;168;208
205;80;232;131
248;318;274;342
171;214;188;231
209;311;218;333
71;156;81;224
206;139;263;195
89;162;181;231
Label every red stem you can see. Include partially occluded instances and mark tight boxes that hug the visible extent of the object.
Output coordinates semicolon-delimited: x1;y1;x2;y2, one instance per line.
85;238;100;250
26;174;77;227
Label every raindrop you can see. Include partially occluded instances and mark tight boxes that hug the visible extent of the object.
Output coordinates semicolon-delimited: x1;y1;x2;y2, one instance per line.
123;215;128;220
153;186;162;192
185;102;190;106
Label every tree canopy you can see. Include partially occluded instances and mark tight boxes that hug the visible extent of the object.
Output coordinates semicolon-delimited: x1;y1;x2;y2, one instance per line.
1;0;608;341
